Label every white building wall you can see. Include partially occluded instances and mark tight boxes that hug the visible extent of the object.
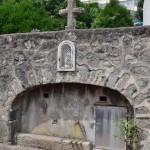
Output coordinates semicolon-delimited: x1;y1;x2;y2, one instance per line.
143;0;150;25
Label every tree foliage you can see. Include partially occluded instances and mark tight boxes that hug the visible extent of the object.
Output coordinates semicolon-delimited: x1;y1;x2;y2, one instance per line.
0;0;134;34
31;0;67;17
78;2;101;29
92;0;133;28
31;0;101;29
136;0;144;21
0;0;66;34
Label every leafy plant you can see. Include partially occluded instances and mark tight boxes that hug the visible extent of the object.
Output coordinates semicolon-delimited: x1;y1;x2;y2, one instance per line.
113;118;140;150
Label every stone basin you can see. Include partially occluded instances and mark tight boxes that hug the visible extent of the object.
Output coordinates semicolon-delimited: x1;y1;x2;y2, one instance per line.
17;133;92;150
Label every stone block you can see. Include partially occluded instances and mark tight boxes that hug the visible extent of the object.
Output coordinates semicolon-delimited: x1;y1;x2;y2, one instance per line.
82;141;91;150
0;120;9;143
136;106;149;114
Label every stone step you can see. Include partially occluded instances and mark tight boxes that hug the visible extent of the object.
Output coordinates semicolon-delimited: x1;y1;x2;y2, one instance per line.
0;143;44;150
17;133;92;150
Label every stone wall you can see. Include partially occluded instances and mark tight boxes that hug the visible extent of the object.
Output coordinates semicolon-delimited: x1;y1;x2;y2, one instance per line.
0;26;150;145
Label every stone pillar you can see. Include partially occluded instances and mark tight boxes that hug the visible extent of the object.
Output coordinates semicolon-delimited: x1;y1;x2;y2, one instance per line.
143;0;150;25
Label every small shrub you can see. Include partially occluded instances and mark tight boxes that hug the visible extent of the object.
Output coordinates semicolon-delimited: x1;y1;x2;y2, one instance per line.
113;118;140;150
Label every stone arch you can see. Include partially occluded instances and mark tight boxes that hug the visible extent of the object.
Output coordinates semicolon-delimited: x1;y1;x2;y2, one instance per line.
10;83;133;146
4;70;137;119
3;68;148;146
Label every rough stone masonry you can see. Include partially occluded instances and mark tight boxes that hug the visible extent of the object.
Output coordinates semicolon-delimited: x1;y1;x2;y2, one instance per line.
0;26;150;149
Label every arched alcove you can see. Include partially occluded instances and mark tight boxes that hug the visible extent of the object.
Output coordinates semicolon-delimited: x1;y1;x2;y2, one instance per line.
11;83;133;149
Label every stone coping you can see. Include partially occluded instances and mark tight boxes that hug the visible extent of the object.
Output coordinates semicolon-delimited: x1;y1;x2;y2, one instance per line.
17;133;92;150
0;25;150;36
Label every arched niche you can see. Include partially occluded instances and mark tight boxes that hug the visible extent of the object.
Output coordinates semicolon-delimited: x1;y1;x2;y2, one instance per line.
11;83;133;144
57;40;75;71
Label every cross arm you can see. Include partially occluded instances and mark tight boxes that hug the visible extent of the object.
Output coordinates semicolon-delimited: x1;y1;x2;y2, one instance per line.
73;7;85;16
59;9;68;17
59;7;84;17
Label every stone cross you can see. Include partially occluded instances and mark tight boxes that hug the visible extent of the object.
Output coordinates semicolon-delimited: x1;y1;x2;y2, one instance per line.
59;0;84;30
143;0;150;25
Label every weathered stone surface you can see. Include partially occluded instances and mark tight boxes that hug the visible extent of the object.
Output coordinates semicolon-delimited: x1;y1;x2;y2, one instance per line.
33;53;45;63
134;89;150;104
91;35;103;46
123;35;132;48
77;65;90;82
137;78;149;88
15;68;28;85
0;121;9;143
0;26;150;148
108;47;122;60
140;50;150;62
131;66;150;76
134;93;150;105
0;144;44;150
136;118;150;129
138;129;148;141
103;61;112;67
115;73;130;90
143;139;150;150
23;40;37;50
14;51;26;65
17;134;91;150
105;70;120;89
136;106;149;114
0;77;7;92
94;45;109;60
124;84;137;98
40;40;58;50
125;54;138;65
136;119;150;129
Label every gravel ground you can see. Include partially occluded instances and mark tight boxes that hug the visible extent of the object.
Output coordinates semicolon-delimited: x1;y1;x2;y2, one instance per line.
0;144;44;150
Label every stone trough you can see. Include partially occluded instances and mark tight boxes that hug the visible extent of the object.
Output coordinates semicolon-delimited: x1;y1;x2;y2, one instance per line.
17;134;92;150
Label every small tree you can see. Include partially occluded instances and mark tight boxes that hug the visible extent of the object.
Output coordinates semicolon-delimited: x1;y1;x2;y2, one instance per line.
113;118;140;150
92;0;133;28
136;0;144;21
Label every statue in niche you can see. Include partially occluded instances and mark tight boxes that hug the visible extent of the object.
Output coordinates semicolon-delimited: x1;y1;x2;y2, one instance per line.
61;44;72;69
57;40;75;71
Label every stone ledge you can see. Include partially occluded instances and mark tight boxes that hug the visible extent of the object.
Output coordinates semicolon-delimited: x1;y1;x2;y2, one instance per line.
17;133;92;150
0;143;44;150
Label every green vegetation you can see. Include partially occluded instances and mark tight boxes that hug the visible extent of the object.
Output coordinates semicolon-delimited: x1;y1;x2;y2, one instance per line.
0;0;66;34
31;0;101;29
92;0;133;28
136;0;144;21
0;0;134;34
31;0;67;17
78;2;101;29
113;118;140;150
